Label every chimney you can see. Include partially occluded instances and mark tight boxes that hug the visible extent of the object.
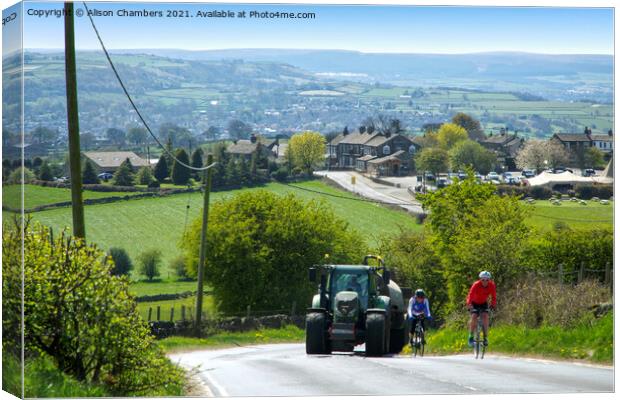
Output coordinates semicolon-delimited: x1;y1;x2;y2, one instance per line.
250;133;257;144
608;129;613;137
343;126;349;136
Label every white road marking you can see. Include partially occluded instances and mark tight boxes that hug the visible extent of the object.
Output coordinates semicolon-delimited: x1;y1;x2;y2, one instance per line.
203;370;229;397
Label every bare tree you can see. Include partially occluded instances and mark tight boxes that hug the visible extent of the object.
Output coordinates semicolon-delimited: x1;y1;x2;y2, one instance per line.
516;140;570;173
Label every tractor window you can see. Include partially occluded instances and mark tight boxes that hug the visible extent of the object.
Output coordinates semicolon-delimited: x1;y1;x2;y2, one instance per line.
329;271;369;304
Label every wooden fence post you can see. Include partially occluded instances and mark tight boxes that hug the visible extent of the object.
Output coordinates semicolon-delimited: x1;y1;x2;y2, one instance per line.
290;301;297;317
148;307;152;322
170;307;175;322
246;305;251;318
189;307;193;321
157;306;161;321
558;264;563;285
181;305;186;321
578;261;585;283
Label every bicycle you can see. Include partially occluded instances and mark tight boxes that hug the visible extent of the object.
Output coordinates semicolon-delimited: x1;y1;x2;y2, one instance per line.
409;315;425;357
472;309;492;359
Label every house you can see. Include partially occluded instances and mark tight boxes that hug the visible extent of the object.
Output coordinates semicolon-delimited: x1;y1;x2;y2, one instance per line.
226;134;277;163
590;131;614;153
480;133;524;170
82;151;150;173
328;129;419;176
551;133;592;153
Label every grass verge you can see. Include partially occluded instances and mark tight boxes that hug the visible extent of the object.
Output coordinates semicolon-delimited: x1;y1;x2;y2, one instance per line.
411;313;612;364
3;353;109;398
160;324;305;352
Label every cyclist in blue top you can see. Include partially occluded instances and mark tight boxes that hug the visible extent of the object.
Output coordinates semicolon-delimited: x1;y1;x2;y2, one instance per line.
408;289;432;345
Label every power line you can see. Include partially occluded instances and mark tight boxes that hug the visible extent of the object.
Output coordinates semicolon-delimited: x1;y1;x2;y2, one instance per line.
82;2;215;172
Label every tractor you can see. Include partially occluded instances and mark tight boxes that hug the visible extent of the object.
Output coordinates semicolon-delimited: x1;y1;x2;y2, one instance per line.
305;255;410;356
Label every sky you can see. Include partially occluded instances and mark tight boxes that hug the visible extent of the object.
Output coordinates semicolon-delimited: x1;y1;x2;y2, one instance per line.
1;1;615;54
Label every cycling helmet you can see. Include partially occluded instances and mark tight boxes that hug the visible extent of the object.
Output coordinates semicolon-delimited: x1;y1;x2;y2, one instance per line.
415;289;426;297
479;271;492;280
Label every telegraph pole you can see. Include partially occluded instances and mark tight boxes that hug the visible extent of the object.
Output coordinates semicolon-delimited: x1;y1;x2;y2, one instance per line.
195;154;214;335
64;2;85;238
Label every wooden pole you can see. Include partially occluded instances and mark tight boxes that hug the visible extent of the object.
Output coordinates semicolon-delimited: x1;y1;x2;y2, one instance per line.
64;2;85;238
181;305;186;321
578;262;585;283
195;154;214;335
156;306;161;321
170;307;175;322
148;307;152;322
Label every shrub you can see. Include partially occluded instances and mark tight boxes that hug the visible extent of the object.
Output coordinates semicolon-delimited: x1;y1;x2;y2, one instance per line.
181;190;366;313
135;166;155;185
112;158;134;186
82;159;100;184
2;221;184;395
170;255;189;280
138;249;162;281
106;247;133;276
272;167;289;182
38;161;54;181
171;149;191;185
596;185;613;200
7;167;36;184
153;155;168;182
498;277;611;329
147;180;160;189
528;185;552;200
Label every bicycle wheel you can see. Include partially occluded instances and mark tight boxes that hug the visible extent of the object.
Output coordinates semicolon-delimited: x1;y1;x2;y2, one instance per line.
474;321;481;359
419;329;425;357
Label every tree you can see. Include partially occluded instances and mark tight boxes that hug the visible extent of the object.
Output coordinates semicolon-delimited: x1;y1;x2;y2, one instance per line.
288;131;326;174
449;140;496;174
415;147;449;175
8;167;35;184
436;123;468;149
31;126;56;144
153;155;168;182
203;126;220;141
2;222;183;394
38;161;53;181
545;141;570;169
113;158;134;186
180;191;366;313
82;159;100;184
171;149;191;185
106;247;133;276
584;147;605;169
227;119;252;140
420;176;527;312
127;127;147;146
135;166;154;185
106;127;126;147
138;249;162;281
170;255;190;280
451;113;485;141
158;123;192;148
80;132;96;150
516;139;547;173
190;148;204;179
164;137;174;173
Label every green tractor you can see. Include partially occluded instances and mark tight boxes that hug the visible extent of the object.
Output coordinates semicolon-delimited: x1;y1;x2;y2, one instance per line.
305;255;410;357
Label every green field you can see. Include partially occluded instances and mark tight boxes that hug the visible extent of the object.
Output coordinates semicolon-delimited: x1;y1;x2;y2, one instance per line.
525;200;613;230
136;294;216;322
29;180;421;277
2;184;142;210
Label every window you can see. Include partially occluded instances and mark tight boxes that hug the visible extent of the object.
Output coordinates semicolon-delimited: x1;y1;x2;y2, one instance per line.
409;145;417;154
383;145;391;155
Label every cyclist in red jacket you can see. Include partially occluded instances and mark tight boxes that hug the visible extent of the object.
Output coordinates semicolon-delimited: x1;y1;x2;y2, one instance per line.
466;271;496;347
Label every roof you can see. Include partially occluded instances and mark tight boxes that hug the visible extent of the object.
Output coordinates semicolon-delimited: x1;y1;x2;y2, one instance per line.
590;135;613;142
357;155;376;161
332;131;381;145
367;150;406;165
553;133;591;142
482;134;518;145
227;140;260;154
83;151;150;168
527;170;613;186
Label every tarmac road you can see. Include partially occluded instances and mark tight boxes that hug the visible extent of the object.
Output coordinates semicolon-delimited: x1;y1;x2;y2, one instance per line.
168;343;613;396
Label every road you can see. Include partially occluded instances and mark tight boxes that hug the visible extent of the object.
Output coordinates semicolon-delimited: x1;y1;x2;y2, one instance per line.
169;343;613;396
314;170;424;214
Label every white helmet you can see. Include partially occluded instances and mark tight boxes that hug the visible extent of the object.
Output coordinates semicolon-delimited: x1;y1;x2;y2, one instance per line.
479;271;492;280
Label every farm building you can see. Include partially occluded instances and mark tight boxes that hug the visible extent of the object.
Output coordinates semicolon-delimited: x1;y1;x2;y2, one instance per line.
82;151;150;173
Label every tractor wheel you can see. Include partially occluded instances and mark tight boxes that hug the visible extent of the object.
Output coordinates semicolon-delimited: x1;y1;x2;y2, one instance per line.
389;313;406;354
306;312;329;354
365;313;385;357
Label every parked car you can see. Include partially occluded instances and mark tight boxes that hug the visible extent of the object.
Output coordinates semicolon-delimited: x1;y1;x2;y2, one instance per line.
424;172;436;182
582;168;596;177
505;177;520;185
521;169;535;178
457;171;467;180
487;171;500;180
436;177;452;188
53;176;69;183
98;172;114;180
